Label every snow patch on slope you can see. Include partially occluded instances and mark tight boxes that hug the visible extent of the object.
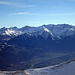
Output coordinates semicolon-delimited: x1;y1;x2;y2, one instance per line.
19;24;75;38
1;29;23;36
45;24;75;38
1;59;75;75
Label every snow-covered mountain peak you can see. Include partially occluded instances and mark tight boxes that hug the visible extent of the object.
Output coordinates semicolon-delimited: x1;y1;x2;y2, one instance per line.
31;26;55;38
20;26;38;33
0;24;75;39
44;24;75;38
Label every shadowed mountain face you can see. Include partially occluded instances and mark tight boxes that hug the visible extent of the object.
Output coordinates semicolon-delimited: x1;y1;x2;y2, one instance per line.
8;33;75;52
0;24;75;71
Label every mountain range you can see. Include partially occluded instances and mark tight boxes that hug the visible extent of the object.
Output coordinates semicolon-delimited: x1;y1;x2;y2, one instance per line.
0;24;75;71
0;24;75;40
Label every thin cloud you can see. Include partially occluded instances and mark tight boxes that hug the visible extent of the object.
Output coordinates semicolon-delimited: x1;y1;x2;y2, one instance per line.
18;5;36;7
44;13;75;16
0;1;36;7
9;12;39;16
0;1;12;5
9;12;75;16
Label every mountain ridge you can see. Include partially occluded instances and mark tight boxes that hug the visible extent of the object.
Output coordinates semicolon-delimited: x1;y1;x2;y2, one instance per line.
0;24;75;40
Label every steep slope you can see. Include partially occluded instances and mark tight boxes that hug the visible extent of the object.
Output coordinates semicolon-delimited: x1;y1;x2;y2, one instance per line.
44;24;75;38
26;59;75;75
1;59;75;75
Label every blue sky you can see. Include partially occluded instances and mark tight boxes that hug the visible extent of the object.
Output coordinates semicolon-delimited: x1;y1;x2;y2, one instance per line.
0;0;75;28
